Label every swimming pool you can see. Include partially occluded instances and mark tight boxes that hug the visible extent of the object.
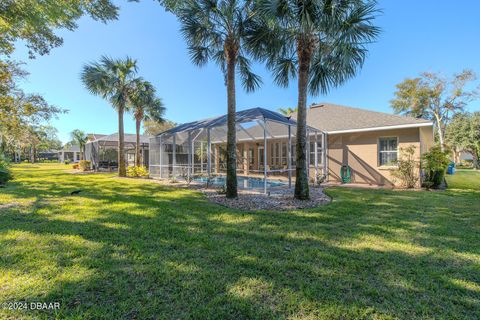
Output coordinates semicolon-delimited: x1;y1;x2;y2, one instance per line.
194;176;286;190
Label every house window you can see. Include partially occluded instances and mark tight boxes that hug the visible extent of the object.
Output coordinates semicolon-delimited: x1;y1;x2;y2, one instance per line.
281;142;287;166
310;142;315;166
275;143;280;165
379;137;398;166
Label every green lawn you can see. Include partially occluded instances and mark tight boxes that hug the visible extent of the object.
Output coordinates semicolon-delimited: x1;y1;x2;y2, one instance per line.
446;168;480;190
0;164;479;319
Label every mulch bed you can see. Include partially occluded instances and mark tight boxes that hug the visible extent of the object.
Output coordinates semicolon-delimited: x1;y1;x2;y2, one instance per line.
151;179;331;211
202;187;331;211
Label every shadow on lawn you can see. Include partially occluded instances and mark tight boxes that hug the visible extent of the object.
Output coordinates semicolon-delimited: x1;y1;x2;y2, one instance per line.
0;167;479;319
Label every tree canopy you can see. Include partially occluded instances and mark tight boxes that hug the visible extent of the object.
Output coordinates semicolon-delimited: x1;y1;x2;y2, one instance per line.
0;60;66;158
446;112;480;168
391;70;479;150
0;0;120;58
143;119;176;136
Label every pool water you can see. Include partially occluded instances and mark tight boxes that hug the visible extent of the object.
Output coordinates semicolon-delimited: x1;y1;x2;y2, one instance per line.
194;176;286;190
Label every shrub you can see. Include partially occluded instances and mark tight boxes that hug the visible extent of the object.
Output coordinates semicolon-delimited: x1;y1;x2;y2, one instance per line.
421;146;450;189
127;166;149;178
0;153;13;186
78;160;91;171
72;164;79;169
392;145;419;188
64;159;71;165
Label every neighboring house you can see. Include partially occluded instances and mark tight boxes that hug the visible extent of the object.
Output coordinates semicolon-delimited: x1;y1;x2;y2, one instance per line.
293;103;434;187
459;150;474;161
88;133;107;142
85;133;150;170
150;103;435;188
58;144;81;163
38;150;59;161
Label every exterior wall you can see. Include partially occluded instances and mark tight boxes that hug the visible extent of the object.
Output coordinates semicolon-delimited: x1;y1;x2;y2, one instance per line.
419;126;434;155
326;127;432;187
208;126;434;187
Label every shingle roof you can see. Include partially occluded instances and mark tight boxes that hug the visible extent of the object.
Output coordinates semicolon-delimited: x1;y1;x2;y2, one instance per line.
60;144;80;152
291;103;433;133
88;133;107;141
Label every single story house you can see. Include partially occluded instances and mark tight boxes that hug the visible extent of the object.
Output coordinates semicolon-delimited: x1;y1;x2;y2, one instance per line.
85;133;150;170
58;144;81;163
149;103;434;188
38;150;60;161
295;103;434;186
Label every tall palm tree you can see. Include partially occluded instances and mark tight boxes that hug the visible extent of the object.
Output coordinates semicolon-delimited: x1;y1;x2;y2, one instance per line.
81;56;138;177
248;0;380;199
177;0;262;198
130;79;165;167
70;129;88;160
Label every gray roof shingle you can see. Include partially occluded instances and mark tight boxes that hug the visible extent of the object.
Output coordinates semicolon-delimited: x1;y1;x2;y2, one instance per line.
291;103;432;133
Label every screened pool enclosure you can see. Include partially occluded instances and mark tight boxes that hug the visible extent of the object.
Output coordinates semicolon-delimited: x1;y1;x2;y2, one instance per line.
85;133;149;171
149;108;327;193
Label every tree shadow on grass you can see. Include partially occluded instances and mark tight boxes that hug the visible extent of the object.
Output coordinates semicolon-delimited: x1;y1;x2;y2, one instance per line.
0;167;479;319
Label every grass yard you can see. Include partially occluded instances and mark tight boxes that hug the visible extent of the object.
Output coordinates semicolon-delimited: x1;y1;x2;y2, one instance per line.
446;168;480;190
0;164;479;319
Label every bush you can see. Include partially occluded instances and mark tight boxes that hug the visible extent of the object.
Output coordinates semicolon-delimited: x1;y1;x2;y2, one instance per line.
72;164;79;169
78;160;91;171
64;159;71;165
421;146;450;189
392;145;419;188
127;166;149;178
0;153;13;186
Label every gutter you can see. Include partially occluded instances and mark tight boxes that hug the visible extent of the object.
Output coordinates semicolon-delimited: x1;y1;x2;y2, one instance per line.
326;122;434;135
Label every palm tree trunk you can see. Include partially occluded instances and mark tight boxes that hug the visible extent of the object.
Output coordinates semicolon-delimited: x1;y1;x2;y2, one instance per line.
294;40;312;200
226;50;238;198
118;106;127;177
135;117;141;167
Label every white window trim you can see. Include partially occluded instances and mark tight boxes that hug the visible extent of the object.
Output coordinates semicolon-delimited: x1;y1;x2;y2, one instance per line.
378;136;399;168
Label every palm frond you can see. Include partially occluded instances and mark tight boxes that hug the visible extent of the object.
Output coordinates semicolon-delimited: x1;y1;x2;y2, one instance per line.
237;55;262;92
81;56;138;111
271;57;297;88
188;46;211;67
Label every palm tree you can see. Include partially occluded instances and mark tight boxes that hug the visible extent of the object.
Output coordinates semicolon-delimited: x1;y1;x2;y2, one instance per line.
130;79;165;167
70;129;88;160
248;0;380;199
81;56;138;177
278;107;297;116
176;0;262;198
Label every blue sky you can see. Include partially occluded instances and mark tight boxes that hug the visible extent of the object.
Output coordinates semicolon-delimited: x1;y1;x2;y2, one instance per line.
11;0;480;143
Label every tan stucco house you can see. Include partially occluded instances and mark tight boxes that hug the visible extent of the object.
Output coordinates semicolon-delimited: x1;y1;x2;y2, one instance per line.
295;103;434;186
150;103;435;189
